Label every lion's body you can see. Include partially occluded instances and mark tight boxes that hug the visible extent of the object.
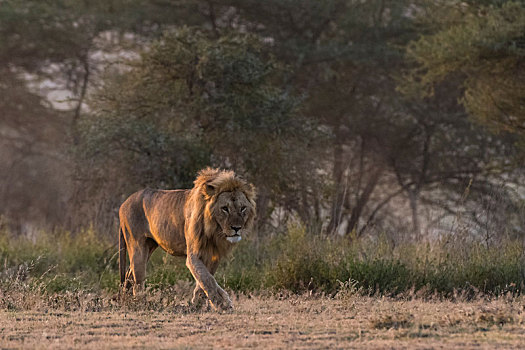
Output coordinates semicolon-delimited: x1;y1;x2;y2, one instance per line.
118;168;256;310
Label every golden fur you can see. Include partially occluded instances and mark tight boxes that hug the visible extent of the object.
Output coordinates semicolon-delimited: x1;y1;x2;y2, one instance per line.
119;168;256;310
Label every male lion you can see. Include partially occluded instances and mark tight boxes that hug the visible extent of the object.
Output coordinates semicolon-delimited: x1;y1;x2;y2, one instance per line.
118;167;256;310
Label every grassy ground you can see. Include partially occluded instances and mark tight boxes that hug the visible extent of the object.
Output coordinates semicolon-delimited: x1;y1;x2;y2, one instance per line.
2;225;525;348
2;291;525;349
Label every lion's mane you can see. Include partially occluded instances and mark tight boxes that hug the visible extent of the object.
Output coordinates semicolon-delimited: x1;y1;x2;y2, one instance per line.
185;167;257;259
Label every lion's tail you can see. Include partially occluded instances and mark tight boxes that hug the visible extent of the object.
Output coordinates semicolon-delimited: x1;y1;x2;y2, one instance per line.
119;227;127;286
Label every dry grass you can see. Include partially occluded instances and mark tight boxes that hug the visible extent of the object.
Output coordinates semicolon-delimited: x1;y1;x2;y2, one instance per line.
1;288;525;349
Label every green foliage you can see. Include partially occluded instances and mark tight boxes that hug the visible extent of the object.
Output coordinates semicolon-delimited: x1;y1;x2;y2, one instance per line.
404;1;525;135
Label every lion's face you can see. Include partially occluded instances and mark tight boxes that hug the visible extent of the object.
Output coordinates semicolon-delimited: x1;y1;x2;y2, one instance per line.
212;190;255;243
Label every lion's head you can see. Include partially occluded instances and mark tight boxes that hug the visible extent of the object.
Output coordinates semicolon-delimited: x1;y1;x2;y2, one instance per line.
194;168;256;244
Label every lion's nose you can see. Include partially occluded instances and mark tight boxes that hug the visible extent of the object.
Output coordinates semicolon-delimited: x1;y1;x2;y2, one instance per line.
231;225;241;233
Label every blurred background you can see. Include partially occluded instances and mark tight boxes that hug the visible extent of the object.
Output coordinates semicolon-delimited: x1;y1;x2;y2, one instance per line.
1;0;524;245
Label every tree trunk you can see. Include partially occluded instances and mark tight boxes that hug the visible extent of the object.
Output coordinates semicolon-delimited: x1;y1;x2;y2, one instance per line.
72;54;90;145
346;167;383;236
326;129;346;235
408;190;420;240
255;189;271;232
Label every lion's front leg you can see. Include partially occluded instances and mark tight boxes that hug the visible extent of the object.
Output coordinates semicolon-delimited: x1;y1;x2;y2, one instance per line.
216;285;232;308
186;255;232;311
192;284;232;310
191;260;229;309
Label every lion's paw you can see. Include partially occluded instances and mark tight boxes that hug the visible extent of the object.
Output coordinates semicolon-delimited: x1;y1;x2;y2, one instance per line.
209;294;233;312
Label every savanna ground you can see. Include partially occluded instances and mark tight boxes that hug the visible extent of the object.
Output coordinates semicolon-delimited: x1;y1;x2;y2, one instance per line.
2;291;525;349
1;226;525;348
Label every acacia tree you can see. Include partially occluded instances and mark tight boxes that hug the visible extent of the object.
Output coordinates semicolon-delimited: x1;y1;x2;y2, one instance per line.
399;0;525;239
224;0;419;233
78;28;319;231
404;1;525;136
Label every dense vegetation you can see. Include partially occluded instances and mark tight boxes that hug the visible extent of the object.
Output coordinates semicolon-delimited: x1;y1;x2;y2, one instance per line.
1;224;523;304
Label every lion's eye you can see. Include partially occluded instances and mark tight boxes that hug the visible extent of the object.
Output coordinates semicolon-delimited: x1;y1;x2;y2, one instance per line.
241;206;247;213
221;206;229;213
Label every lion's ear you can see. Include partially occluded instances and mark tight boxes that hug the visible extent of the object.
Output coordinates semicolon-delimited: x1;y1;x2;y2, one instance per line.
246;183;257;201
205;184;216;197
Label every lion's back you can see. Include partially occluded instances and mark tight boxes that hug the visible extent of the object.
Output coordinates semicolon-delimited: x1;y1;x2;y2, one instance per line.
119;188;188;217
119;188;190;255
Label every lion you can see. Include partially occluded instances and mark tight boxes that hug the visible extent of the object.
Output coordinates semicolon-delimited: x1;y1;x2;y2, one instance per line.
118;167;256;310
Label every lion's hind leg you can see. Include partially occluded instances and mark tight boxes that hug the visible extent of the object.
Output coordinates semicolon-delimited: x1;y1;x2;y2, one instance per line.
128;237;158;295
191;283;209;309
119;227;135;298
123;269;133;292
126;244;147;296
